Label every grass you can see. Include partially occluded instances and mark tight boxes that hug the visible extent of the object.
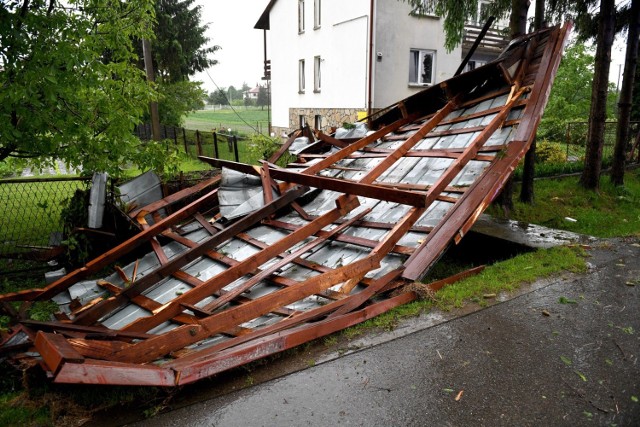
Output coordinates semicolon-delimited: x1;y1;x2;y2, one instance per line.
0;178;89;252
183;108;270;134
491;167;640;238
341;245;588;338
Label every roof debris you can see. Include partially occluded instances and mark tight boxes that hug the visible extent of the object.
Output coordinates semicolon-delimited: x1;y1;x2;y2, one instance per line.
0;23;571;386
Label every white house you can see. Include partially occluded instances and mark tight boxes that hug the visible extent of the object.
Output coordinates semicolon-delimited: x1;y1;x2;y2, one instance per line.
244;84;262;101
255;0;509;136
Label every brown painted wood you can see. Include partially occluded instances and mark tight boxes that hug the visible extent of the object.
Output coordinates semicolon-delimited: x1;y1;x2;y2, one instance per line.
199;157;429;207
35;332;84;374
71;186;309;326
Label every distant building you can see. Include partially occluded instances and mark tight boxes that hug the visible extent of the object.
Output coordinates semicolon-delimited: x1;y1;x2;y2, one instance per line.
244;84;262;100
255;0;509;136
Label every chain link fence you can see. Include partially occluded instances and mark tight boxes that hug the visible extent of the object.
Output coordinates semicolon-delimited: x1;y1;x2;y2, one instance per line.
564;121;640;163
0;176;91;259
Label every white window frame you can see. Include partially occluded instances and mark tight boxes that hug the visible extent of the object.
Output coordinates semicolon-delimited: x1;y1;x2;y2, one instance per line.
466;59;487;73
314;0;321;29
299;59;305;93
409;48;435;86
314;56;321;93
474;1;491;25
298;0;305;33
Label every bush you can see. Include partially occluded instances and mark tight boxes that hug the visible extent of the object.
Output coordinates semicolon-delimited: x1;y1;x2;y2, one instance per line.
535;140;567;164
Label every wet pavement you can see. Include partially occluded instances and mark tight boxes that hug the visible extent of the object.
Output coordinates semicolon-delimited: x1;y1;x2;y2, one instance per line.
128;237;640;427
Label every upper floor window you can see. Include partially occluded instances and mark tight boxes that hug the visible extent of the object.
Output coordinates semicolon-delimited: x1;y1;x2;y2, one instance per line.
409;49;435;86
299;59;305;93
466;60;486;72
473;1;491;24
314;0;321;29
314;56;321;93
410;0;438;17
298;0;305;33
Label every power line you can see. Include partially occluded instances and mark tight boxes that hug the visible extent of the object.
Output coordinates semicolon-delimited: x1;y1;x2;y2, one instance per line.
203;69;260;134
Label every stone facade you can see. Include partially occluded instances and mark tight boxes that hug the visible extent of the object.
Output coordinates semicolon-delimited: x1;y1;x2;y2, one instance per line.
271;107;362;137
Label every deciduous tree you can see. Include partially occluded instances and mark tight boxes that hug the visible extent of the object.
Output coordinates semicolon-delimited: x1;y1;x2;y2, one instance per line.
0;0;173;177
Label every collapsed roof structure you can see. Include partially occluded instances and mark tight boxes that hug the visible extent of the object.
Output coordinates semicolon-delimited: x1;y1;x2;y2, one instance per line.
0;23;571;386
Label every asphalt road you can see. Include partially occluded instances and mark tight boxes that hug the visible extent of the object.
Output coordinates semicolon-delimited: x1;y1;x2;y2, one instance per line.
129;237;640;427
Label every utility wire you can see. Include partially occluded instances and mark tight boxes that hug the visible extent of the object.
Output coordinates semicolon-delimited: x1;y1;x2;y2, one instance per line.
204;69;260;134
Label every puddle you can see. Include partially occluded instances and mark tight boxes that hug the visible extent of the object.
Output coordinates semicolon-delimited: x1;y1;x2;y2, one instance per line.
471;214;596;249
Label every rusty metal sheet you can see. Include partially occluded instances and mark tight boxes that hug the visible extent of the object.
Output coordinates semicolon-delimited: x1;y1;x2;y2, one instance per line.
0;23;571;386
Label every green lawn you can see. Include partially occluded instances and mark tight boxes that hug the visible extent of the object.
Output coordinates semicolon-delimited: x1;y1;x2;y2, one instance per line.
490;168;640;238
184;107;270;134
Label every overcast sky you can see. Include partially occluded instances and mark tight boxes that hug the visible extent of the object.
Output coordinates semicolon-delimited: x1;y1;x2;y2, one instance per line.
191;1;628;93
192;1;268;94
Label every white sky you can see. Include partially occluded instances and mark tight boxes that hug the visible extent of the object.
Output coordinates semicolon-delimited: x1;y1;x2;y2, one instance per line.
192;1;268;94
191;1;628;93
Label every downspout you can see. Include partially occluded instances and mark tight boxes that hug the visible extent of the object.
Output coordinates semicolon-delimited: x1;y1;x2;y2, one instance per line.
367;0;374;120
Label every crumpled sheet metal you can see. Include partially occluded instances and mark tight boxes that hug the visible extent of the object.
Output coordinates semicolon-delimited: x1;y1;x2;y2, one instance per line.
0;23;571;386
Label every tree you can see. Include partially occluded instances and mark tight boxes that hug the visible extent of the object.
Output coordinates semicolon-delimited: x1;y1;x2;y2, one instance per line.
257;85;269;110
537;44;599;141
579;0;616;190
141;0;219;126
611;0;640;186
0;0;175;177
209;89;229;106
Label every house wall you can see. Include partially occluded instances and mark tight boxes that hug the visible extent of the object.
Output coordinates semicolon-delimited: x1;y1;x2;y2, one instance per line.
268;0;370;132
371;0;461;109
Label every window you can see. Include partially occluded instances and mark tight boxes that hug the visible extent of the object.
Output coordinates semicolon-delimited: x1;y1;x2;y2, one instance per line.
314;0;321;29
466;60;486;73
409;49;435;86
299;115;307;128
473;1;491;24
298;0;305;33
299;59;305;93
314;56;321;93
314;114;322;130
410;0;437;17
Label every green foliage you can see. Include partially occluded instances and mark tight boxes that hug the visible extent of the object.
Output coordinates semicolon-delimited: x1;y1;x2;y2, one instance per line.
59;189;91;266
257;85;269;109
208;88;230;106
247;134;281;162
491;168;640;237
402;0;513;51
0;0;162;177
156;80;207;127
535;140;567;163
537;43;618;142
538;43;594;141
151;0;219;83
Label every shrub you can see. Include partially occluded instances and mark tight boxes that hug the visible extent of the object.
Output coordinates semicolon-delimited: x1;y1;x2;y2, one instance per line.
535;140;567;164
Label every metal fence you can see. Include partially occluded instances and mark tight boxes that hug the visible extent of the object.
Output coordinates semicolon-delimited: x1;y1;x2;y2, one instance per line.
564;121;640;162
0;176;91;258
134;125;256;163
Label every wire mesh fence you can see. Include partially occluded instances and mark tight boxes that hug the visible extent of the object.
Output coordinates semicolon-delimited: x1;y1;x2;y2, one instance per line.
563;121;640;163
0;176;91;258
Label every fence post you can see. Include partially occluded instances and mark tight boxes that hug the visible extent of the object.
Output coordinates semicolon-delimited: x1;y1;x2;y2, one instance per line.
173;126;178;146
213;132;219;159
233;135;239;162
182;128;188;154
196;130;203;156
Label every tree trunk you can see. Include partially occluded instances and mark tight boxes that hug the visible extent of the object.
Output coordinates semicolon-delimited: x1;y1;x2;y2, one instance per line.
611;0;640;185
519;0;545;203
496;0;529;213
580;0;616;190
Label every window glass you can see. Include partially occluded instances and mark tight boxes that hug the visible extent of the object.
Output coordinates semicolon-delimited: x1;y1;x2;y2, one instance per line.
299;59;305;93
314;56;321;92
298;0;305;33
409;49;435;85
